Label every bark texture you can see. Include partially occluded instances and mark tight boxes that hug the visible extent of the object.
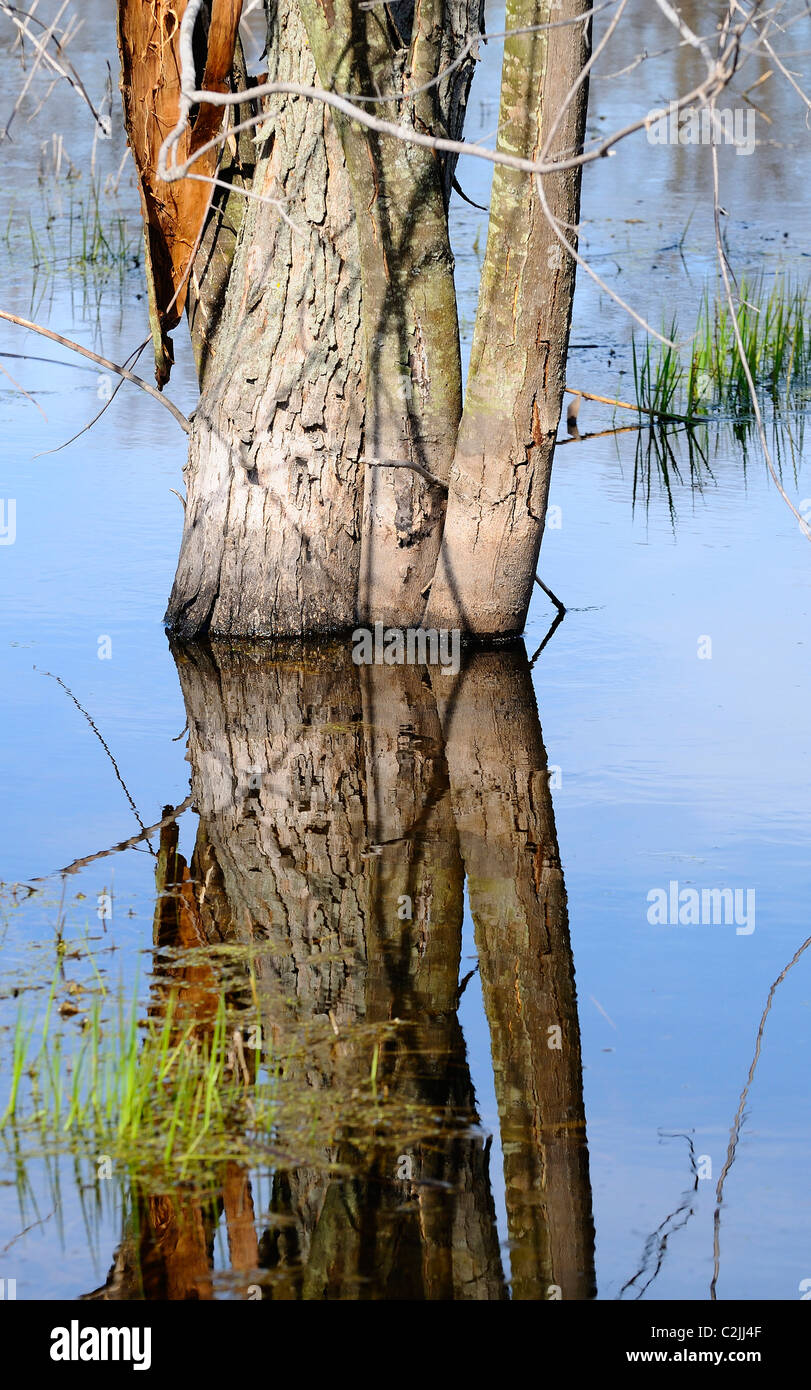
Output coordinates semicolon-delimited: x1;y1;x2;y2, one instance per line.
166;0;481;638
297;0;477;625
425;0;591;635
166;0;366;638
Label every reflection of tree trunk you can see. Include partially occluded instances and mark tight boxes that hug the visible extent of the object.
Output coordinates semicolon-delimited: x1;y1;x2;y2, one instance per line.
438;649;596;1301
85;640;593;1300
82;1188;218;1302
171;640;503;1298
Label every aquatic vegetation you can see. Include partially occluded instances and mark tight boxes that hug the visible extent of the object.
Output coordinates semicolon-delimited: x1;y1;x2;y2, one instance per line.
632;277;811;420
0;972;457;1193
3;175;138;283
632;317;684;419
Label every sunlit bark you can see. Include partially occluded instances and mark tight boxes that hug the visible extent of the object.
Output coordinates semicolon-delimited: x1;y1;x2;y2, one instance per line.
425;0;591;635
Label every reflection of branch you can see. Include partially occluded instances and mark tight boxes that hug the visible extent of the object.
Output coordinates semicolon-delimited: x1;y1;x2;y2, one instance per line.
557;423;646;447
711;930;811;1300
619;1132;698;1301
0;359;47;420
29;797;193;885
38;668;155;852
528;610;565;667
0;1208;54;1255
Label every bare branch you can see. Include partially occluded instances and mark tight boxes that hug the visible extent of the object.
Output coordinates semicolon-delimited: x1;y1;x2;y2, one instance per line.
0;310;190;433
0;1;101;131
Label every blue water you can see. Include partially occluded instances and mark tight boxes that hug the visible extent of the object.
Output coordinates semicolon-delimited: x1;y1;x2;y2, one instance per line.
1;0;809;1299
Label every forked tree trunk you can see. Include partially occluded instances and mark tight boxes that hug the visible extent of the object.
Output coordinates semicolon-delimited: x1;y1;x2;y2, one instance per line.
121;0;588;638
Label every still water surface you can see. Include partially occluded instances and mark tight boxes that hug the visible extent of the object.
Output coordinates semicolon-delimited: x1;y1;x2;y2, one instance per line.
0;1;809;1298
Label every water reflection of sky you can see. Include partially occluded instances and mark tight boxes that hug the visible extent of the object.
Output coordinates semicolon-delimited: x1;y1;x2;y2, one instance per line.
1;1;810;1298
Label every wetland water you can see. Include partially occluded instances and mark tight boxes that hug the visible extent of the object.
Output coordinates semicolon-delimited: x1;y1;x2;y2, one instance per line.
0;1;810;1299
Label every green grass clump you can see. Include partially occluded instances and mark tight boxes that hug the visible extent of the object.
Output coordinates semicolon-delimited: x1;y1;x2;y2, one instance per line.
0;971;455;1193
633;276;811;421
1;982;272;1184
633;316;683;417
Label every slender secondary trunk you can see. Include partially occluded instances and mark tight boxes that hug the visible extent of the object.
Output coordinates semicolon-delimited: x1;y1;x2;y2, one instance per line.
425;0;591;635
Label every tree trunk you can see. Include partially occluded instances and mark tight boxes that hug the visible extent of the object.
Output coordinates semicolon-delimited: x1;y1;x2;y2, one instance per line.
119;0;590;637
164;0;480;637
298;0;476;626
425;0;591;635
166;0;367;638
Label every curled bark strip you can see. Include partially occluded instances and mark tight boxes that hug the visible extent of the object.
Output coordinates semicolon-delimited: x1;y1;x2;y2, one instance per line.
116;0;243;385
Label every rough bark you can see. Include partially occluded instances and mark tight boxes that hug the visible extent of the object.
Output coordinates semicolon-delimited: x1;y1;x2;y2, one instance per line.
165;0;481;638
425;0;591;635
297;0;478;625
166;0;367;638
121;0;591;639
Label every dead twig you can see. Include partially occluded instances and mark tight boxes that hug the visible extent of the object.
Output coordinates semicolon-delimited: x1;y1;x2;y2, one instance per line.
0;310;190;433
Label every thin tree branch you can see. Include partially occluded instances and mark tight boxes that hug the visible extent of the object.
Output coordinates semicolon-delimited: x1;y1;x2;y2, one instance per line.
0;310;190;433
